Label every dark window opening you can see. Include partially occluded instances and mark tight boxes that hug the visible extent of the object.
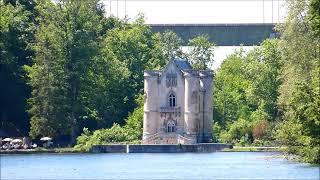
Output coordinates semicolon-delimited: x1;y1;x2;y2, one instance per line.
169;94;176;107
167;121;176;133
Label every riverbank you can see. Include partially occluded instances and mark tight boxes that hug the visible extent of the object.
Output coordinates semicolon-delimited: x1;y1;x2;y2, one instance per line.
222;146;280;152
92;143;233;153
0;145;283;154
0;147;81;154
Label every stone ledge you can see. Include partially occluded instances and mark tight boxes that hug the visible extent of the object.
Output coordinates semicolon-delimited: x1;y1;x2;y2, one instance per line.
91;143;233;153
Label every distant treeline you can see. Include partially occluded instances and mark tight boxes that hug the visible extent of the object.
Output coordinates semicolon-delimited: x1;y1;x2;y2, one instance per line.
0;0;319;164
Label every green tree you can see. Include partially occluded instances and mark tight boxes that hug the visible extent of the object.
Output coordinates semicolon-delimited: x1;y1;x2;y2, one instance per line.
275;0;320;164
213;50;250;128
25;0;108;140
160;30;183;63
0;0;37;135
79;45;130;129
25;0;71;138
245;39;282;121
103;15;164;123
308;0;320;37
123;94;144;140
75;95;144;151
213;40;282;145
187;35;215;70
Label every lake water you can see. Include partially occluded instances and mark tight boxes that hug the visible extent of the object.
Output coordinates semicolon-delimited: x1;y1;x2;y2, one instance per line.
1;152;319;179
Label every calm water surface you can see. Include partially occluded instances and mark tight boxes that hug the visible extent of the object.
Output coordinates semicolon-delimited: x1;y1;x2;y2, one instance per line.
1;152;319;179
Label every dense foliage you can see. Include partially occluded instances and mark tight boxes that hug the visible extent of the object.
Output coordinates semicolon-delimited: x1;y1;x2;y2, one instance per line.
74;95;143;151
24;0;116;141
160;30;184;63
0;0;37;135
274;0;320;164
187;35;215;70
213;40;281;146
213;0;319;164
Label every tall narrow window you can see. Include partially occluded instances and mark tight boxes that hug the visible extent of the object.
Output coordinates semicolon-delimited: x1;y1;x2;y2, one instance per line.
169;93;176;107
167;121;176;133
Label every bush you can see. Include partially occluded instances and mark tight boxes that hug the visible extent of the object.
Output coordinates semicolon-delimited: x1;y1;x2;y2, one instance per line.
275;119;320;164
123;95;144;140
74;95;144;152
212;122;221;143
74;123;142;152
218;118;253;145
252;121;267;139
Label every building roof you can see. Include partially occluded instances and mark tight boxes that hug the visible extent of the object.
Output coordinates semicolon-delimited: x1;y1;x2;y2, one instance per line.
144;58;193;77
172;58;192;70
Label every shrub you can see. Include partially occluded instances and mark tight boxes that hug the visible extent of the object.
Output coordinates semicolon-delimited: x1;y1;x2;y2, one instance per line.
218;118;254;145
74;123;142;152
212;122;221;143
74;95;144;152
252;120;268;140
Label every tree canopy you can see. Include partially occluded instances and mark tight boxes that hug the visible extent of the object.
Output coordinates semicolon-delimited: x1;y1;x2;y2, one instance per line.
213;0;319;164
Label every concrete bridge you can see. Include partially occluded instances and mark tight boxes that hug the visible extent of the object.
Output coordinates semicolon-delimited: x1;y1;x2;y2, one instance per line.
150;23;277;46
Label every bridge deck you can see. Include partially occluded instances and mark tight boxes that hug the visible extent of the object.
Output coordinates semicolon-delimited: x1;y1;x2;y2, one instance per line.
149;23;277;46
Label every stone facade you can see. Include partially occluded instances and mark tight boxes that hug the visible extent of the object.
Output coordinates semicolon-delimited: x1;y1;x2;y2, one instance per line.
143;58;214;144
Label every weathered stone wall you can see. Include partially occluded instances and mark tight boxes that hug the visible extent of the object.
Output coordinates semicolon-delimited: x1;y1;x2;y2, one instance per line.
143;71;160;140
143;59;214;144
183;70;200;139
91;143;233;153
129;144;197;153
199;70;214;142
158;63;185;133
91;145;127;153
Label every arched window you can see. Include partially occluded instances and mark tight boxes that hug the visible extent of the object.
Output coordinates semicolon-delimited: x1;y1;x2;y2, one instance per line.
169;93;176;107
167;121;176;133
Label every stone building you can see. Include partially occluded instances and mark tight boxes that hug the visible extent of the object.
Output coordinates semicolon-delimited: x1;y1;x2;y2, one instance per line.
143;58;214;144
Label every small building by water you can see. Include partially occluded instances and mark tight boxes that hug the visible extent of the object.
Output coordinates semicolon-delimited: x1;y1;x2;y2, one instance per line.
143;58;214;144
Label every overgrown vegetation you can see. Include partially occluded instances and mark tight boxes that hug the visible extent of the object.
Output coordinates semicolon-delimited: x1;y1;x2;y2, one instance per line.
74;95;144;152
212;0;319;164
213;39;281;147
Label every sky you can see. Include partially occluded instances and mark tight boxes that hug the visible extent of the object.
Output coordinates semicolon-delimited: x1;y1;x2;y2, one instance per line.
102;0;287;24
101;0;288;69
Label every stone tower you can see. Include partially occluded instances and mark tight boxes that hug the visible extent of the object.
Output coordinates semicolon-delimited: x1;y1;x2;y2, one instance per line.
142;58;214;144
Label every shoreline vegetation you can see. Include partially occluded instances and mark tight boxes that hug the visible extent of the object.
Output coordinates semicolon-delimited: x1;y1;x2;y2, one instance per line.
222;146;280;152
1;0;319;165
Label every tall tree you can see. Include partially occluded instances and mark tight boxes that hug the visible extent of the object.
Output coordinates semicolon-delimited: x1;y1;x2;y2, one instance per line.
275;0;320;164
160;30;183;63
103;15;164;123
187;35;215;70
0;0;37;135
25;0;72;138
25;0;108;140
